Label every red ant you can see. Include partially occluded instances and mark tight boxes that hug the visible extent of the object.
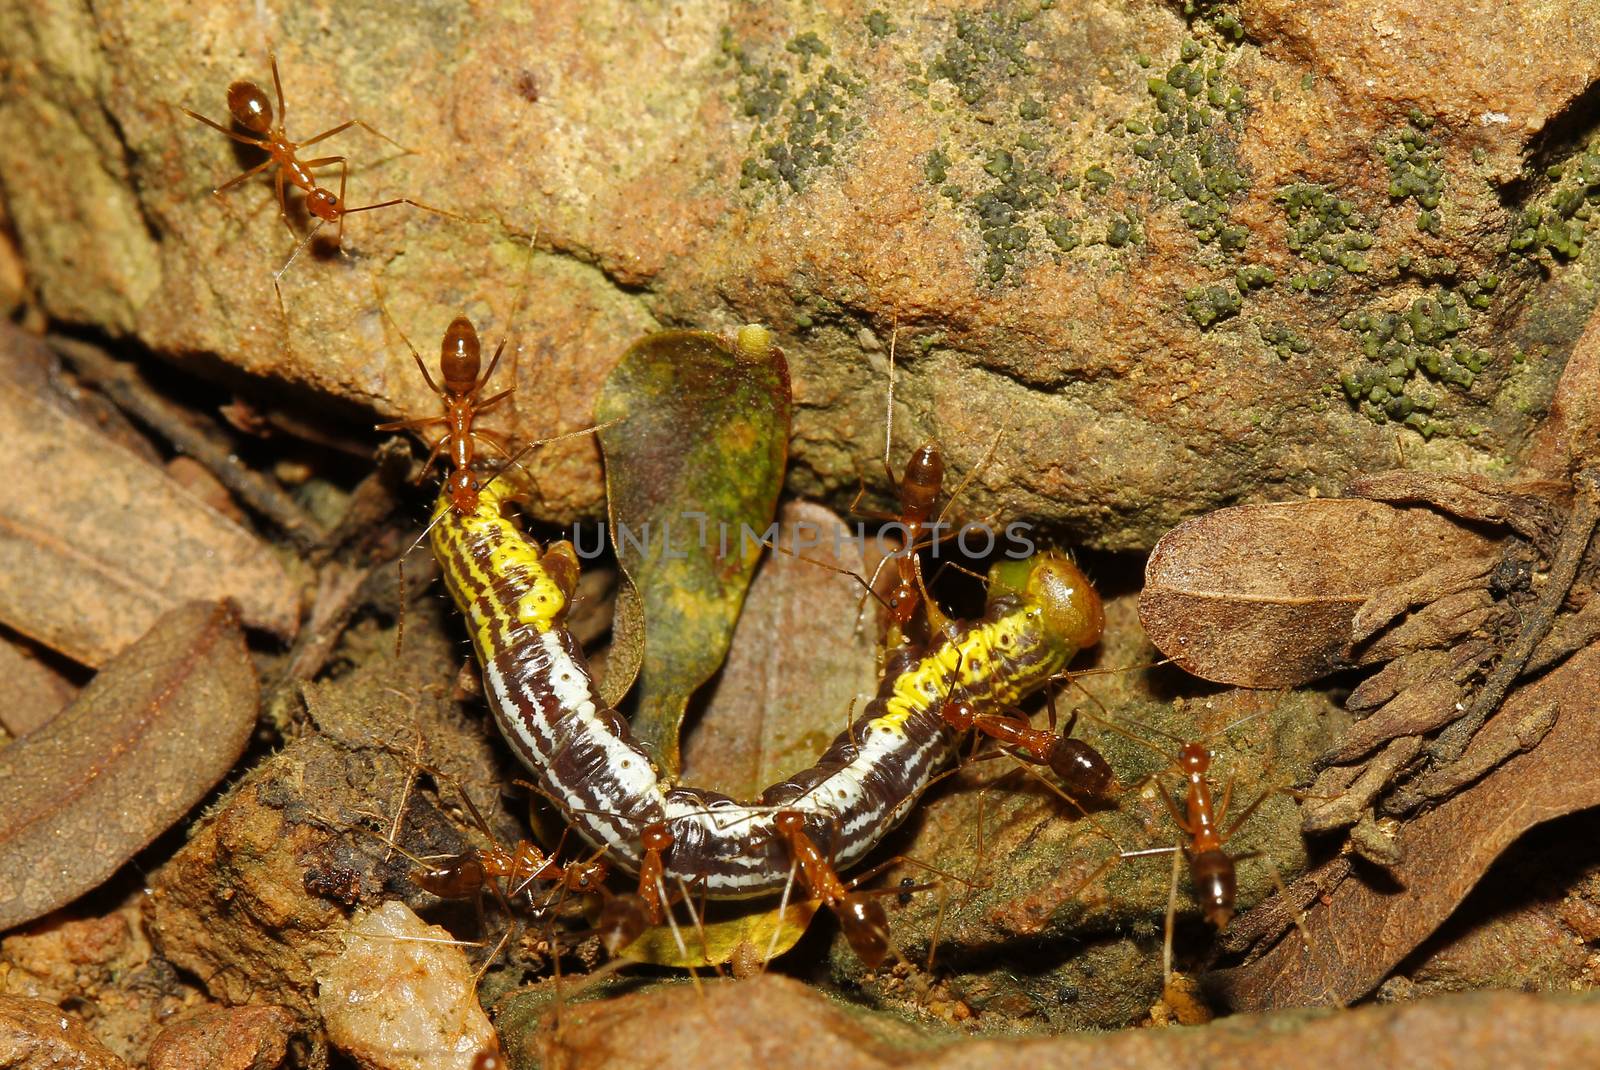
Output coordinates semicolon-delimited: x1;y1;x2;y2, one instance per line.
593;822;675;955
374;312;517;515
414;840;609;905
800;324;997;643
773;810;898;968
1073;701;1307;1018
1115;724;1281;931
942;693;1119;806
182;52;452;309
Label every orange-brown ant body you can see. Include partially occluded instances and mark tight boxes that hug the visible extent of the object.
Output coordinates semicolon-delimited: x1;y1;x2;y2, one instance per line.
374;314;516;514
413;839;609;904
773;810;894;968
183;52;447;306
594;822;676;954
941;694;1119;805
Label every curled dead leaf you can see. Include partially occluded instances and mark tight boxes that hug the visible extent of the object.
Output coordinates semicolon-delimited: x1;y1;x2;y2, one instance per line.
1139;499;1496;687
1214;640;1600;1009
0;601;258;930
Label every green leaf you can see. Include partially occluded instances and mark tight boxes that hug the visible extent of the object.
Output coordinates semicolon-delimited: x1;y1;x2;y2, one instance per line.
595;326;791;774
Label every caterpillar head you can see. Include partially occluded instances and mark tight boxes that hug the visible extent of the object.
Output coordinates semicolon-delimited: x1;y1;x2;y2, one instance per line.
987;552;1104;656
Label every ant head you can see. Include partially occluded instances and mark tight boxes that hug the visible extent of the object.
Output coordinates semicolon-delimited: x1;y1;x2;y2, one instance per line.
1189;849;1236;929
595;893;648;955
640;822;674;853
773;810;806;838
1048;738;1119;803
941;696;976;732
886;581;919;623
447;469;481;514
441;315;482;387
1178;742;1211;774
837;893;890;968
225;80;273;133
305;187;341;221
987;553;1104;655
565;859;609;895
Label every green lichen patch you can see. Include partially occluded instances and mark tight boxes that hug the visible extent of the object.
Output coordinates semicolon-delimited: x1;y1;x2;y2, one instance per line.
1507;138;1600;262
1336;285;1497;436
729;29;865;193
1258;321;1312;360
1275;183;1375;292
1381;112;1446;233
1135;38;1249;249
1185;281;1242;328
924;6;1041;107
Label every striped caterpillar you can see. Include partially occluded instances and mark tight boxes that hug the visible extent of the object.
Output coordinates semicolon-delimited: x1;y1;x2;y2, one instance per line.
429;478;1103;928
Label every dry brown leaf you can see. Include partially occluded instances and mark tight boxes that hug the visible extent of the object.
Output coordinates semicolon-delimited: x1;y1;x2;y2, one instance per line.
1139;499;1496;687
1348;470;1569;552
1349;554;1494;644
0;632;79;737
1344;648;1453;711
519;973;1600;1070
0;601;258;931
1300;735;1423;834
1353;587;1504;665
1527;298;1600;479
0;374;299;667
1215;640;1600;1009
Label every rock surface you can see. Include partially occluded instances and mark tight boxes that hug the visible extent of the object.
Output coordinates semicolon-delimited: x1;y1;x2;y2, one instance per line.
3;1;1599;545
524;973;1600;1070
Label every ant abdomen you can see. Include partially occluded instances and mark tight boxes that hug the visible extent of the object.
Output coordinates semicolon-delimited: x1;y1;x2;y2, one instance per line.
595;892;649;955
898;443;944;520
1048;737;1119;803
414;852;488;900
838;895;891;969
1189;848;1236;929
225;81;272;132
440;316;483;388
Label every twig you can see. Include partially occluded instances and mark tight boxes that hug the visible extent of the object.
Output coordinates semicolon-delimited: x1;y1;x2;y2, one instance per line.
1385;702;1559;814
1427;468;1600;764
48;334;327;550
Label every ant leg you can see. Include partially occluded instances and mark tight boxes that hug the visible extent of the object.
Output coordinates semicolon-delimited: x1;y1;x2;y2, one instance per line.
1220;786;1276;845
1215;775;1236;830
413;433;451;482
469;429;518;465
273;168;294;239
374;414;448;433
881;320;900;487
472;387;515;416
1161;842;1182;992
182;108;271;147
211;157;275;196
1154;780;1198;838
333;156;350;251
477;338;510;394
300;117;418;155
371;276;437;393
